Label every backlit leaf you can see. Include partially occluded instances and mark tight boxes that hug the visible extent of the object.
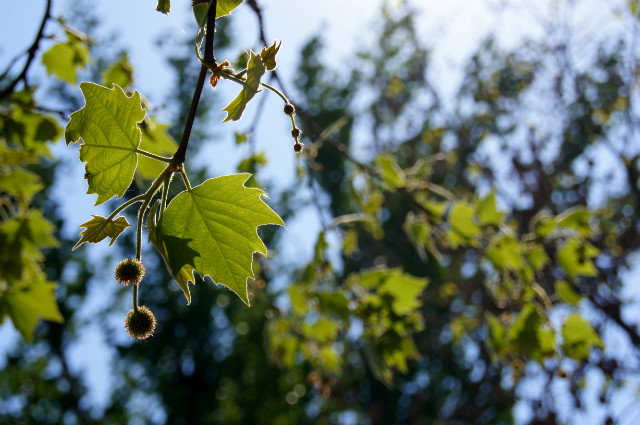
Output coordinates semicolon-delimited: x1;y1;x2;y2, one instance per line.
375;154;407;188
73;215;130;250
3;278;63;342
65;83;146;205
156;173;284;304
476;189;506;226
562;314;603;360
222;51;265;122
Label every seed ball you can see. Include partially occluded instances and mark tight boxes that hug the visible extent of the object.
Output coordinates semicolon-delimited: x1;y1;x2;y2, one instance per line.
293;142;304;153
291;128;301;139
124;306;156;340
283;103;295;116
115;258;145;286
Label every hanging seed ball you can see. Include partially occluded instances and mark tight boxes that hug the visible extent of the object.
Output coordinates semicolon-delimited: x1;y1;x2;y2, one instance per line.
291;128;301;139
124;306;156;340
283;103;295;116
115;258;145;286
293;142;304;153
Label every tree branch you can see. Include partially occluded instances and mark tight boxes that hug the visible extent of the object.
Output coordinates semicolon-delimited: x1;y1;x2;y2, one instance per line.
172;0;217;164
0;0;52;99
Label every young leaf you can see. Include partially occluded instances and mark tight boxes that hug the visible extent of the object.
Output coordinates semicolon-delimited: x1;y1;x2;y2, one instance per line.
260;41;282;71
156;173;284;304
222;51;266;122
65;83;146;205
73;215;130;250
156;0;170;14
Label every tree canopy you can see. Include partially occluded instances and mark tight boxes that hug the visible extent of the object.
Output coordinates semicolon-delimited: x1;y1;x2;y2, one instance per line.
1;1;639;424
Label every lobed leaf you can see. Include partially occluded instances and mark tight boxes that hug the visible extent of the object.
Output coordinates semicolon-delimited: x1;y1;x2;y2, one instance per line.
155;173;284;304
65;83;146;205
73;215;130;250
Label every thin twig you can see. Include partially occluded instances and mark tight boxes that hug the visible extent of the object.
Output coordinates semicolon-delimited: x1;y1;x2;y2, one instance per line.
172;0;217;163
0;0;52;99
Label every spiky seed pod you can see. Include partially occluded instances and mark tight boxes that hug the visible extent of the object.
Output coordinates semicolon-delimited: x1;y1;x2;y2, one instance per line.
291;128;301;139
124;306;156;340
293;141;304;153
115;258;145;286
283;103;295;116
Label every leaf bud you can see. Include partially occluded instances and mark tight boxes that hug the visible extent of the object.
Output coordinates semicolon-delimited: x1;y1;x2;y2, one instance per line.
124;306;156;340
115;258;145;286
283;103;295;116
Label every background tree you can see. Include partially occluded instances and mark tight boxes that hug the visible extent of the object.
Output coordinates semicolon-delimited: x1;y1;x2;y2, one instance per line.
1;1;639;424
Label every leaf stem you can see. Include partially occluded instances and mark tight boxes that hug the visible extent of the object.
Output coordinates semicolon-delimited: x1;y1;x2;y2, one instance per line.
179;168;192;191
172;0;217;164
136;149;173;163
105;194;147;222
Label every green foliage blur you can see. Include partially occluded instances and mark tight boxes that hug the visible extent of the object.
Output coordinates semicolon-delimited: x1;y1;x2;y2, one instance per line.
1;1;640;424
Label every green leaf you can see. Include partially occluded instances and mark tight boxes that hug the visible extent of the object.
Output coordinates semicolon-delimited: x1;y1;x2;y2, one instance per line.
375;154;407;188
156;0;170;14
0;169;43;201
65;83;146;205
288;285;308;315
137;119;176;180
302;318;340;342
486;235;525;271
358;268;428;316
555;280;582;306
260;41;282;71
507;303;554;362
41;41;89;84
448;202;481;248
557;238;599;281
73;215;130;250
156;173;284;304
556;207;593;237
222;51;266;122
562;313;603;360
3;278;63;342
476;189;506;226
194;0;243;22
102;54;134;88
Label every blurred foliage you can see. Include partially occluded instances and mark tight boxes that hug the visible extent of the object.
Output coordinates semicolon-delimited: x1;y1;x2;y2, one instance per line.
1;1;640;425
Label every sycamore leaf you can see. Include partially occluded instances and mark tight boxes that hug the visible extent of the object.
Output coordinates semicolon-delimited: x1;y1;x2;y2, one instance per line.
41;41;89;84
156;173;284;305
260;41;282;71
73;215;130;250
476;189;506;226
222;51;265;122
65;83;146;205
3;278;63;342
562;313;603;360
448;202;481;248
194;0;243;22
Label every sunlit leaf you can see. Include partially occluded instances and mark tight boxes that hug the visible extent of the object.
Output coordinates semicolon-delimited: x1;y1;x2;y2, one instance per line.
156;173;284;304
562;314;603;360
73;215;130;250
65;83;146;205
3;278;63;342
476;189;506;226
222;51;266;122
375;153;407;188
